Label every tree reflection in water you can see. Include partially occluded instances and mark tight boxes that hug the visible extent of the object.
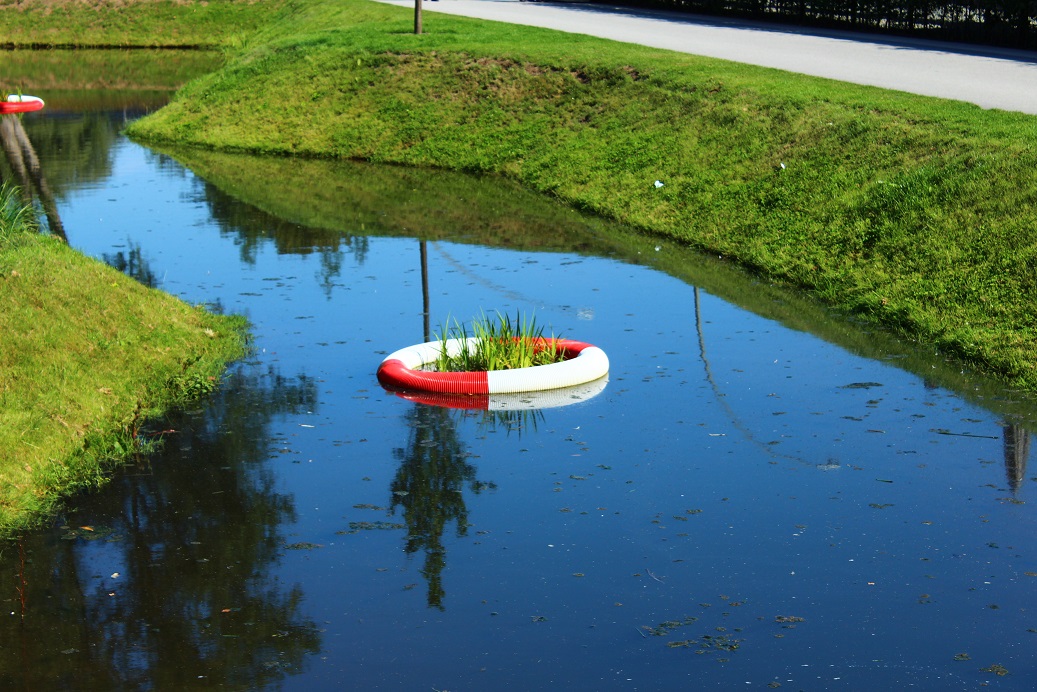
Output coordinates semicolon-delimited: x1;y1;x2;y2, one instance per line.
194;174;371;294
390;404;497;610
102;242;159;288
0;366;321;689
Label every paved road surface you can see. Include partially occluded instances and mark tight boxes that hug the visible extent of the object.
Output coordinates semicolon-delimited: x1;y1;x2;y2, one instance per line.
379;0;1037;114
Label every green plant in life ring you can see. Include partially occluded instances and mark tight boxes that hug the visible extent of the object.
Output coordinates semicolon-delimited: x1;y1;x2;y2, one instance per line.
431;312;566;372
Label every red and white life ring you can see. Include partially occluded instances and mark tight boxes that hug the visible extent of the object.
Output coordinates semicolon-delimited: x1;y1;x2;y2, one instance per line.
1;95;45;114
377;337;609;395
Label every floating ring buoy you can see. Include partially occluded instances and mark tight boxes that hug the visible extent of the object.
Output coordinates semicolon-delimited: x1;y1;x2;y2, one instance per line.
1;95;45;114
377;337;609;395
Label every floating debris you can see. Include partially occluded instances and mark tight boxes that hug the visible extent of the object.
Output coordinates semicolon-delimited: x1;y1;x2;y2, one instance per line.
774;615;804;624
342;521;405;532
930;428;998;439
666;633;743;653
643;616;699;637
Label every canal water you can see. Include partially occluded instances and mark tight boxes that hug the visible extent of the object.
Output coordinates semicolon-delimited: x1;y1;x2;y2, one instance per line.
2;56;1036;690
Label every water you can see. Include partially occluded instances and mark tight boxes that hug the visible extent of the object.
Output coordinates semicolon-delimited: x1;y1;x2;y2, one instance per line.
2;69;1037;690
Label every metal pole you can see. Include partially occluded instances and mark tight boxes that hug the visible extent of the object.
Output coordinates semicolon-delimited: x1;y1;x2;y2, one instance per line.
420;240;430;342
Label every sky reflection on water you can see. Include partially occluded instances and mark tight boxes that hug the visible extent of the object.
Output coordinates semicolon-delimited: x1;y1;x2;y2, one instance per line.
3;104;1037;690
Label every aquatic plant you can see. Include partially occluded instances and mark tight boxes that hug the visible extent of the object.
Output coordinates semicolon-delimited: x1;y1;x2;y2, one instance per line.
432;312;565;372
0;182;37;244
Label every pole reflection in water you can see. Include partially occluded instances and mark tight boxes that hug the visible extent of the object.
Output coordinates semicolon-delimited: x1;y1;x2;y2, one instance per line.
1003;423;1030;492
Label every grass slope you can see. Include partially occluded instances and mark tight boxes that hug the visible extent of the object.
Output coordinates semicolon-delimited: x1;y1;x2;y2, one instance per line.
0;0;283;48
126;0;1037;387
0;195;248;538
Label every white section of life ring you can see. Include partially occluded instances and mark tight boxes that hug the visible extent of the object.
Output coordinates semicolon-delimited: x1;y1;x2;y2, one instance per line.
485;346;608;393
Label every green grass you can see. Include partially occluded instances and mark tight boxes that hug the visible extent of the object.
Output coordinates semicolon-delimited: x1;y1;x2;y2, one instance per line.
432;312;564;373
0;0;284;48
124;0;1037;388
0;183;248;538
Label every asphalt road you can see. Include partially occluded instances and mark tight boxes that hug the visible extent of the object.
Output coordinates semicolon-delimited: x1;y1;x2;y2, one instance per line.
379;0;1037;114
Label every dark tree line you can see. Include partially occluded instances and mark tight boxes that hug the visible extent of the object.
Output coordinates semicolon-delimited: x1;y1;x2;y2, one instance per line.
590;0;1037;49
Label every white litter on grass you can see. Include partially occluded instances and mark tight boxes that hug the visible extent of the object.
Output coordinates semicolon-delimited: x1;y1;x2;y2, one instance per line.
654;180;664;188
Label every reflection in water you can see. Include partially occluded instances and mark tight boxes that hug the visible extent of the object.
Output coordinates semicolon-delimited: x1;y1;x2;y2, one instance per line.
9;73;1037;687
20;111;122;194
0;366;322;689
2;49;224;113
1004;423;1031;491
388;377;608;412
0;114;66;240
390;405;495;609
694;285;815;467
102;242;159;288
698;287;1036;484
158;143;1037;436
195;177;371;297
469;407;546;436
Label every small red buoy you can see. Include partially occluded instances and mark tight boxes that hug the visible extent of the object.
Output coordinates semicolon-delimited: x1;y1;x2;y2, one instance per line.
1;95;45;115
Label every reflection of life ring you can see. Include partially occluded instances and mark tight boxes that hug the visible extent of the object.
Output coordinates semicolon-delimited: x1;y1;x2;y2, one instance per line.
390;375;609;411
1;95;45;114
377;337;609;395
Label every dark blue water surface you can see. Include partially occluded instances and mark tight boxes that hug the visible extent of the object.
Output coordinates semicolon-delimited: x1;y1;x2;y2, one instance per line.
3;96;1037;690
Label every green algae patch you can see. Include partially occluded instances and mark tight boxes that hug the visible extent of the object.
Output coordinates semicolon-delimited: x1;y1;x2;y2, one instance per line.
0;225;248;538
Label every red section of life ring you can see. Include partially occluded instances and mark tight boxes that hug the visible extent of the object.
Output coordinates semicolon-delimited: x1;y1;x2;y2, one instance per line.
377;337;609;395
391;391;492;410
1;95;45;114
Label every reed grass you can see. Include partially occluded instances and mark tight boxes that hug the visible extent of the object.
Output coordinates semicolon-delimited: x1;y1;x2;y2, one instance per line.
433;312;564;372
0;182;38;242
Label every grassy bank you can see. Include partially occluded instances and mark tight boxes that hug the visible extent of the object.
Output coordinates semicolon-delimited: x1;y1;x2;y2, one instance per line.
0;0;282;48
123;0;1037;387
0;187;248;537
